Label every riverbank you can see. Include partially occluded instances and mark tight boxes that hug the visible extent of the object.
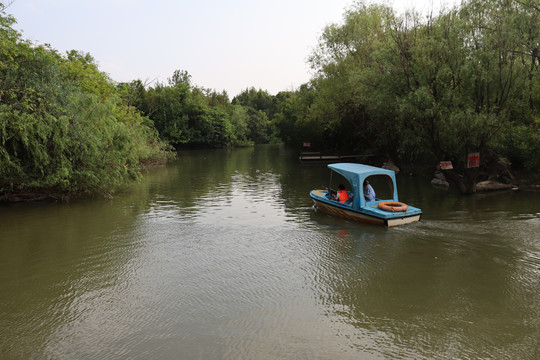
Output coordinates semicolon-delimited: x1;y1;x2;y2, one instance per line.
0;156;173;203
3;150;539;203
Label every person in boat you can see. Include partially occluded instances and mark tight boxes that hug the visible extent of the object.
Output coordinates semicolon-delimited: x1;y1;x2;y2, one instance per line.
335;183;350;204
363;179;376;202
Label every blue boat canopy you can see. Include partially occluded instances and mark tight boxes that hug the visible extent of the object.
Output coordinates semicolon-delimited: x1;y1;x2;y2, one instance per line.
328;163;398;208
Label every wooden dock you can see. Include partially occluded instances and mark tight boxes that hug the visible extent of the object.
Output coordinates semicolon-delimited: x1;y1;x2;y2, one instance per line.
299;152;368;163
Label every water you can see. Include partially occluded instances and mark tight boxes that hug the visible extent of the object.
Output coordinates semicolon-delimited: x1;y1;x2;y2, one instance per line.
1;145;539;359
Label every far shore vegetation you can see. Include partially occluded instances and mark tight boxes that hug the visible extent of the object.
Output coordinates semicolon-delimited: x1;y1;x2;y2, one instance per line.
1;0;540;201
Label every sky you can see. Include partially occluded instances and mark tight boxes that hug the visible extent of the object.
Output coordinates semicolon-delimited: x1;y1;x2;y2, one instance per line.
6;0;459;97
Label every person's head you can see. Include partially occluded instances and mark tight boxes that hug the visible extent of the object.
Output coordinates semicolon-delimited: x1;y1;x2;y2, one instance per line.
363;179;369;187
338;184;345;190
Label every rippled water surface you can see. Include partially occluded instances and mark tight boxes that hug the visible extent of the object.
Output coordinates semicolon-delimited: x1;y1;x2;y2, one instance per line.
1;145;539;359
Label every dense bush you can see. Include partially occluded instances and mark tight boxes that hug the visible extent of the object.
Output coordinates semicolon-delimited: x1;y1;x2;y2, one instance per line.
0;7;171;198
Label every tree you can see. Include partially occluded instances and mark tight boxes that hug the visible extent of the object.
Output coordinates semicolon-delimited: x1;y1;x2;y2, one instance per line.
169;69;192;88
302;0;540;192
1;7;171;199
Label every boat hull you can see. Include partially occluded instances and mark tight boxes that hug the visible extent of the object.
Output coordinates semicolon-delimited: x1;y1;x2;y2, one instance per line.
311;195;421;227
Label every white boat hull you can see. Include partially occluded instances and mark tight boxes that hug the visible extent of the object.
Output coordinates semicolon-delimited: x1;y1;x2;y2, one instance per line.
312;199;421;227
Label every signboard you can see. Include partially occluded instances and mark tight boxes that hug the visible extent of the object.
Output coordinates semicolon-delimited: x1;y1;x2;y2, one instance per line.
303;142;311;148
440;161;453;170
467;152;480;168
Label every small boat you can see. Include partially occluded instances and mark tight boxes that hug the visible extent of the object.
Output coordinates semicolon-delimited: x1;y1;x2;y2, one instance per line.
310;163;422;227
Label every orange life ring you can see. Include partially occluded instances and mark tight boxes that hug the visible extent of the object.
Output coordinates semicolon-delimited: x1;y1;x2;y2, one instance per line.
378;201;409;212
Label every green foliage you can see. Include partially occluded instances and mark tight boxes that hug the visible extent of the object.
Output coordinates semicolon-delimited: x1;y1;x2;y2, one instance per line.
61;50;116;99
126;75;284;148
273;0;540;180
136;79;235;147
232;88;279;143
229;106;252;146
0;8;172;197
273;85;323;148
232;88;278;117
493;122;540;171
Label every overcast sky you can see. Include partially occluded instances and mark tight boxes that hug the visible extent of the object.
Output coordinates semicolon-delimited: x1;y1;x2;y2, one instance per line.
6;0;459;97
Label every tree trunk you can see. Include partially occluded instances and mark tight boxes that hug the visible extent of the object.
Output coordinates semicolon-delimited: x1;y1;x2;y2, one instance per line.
442;167;479;194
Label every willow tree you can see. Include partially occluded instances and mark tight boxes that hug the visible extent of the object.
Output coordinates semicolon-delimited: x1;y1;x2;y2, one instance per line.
431;0;540;192
1;7;171;200
307;0;540;192
492;0;540;173
308;3;400;155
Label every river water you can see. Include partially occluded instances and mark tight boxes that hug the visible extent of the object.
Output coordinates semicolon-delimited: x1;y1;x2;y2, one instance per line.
1;145;539;359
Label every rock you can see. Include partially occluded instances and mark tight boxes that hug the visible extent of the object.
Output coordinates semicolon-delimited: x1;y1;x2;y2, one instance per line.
431;178;450;189
434;170;446;181
382;159;400;173
476;180;515;192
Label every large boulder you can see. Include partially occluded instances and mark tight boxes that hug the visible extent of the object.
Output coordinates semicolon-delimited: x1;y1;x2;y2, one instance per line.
431;169;449;189
431;177;450;189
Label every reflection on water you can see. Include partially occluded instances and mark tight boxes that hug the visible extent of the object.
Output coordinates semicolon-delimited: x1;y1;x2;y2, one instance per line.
1;145;539;359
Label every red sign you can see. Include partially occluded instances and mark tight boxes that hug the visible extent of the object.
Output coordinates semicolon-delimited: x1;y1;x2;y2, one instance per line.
303;142;311;148
467;152;480;168
440;161;453;170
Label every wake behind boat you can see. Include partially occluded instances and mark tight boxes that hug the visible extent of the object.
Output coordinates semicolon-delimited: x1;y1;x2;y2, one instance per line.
310;163;422;227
